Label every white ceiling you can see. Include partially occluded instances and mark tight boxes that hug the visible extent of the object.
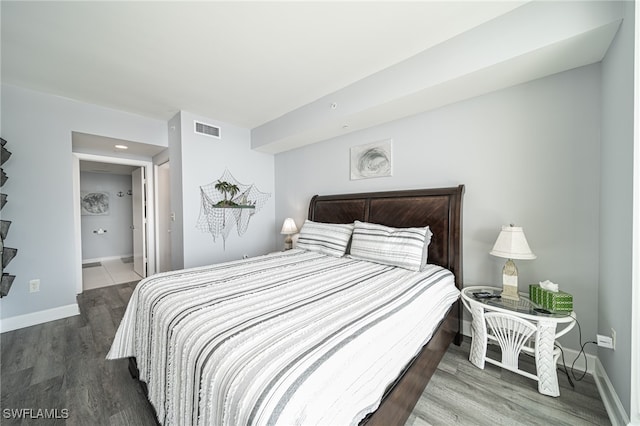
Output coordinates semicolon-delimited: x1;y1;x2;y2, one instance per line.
2;1;524;127
1;1;623;154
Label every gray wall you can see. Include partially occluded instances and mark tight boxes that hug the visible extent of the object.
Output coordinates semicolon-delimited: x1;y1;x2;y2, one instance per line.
599;0;634;417
0;84;167;320
172;111;276;268
274;64;602;352
80;171;133;261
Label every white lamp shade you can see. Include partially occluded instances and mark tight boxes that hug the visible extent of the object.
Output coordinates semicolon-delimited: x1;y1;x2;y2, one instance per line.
280;218;298;235
490;225;536;260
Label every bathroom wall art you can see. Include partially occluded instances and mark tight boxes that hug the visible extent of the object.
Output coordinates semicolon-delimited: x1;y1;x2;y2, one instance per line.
81;191;110;215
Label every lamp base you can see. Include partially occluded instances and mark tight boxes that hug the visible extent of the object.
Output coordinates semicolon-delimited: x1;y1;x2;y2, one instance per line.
501;259;520;301
283;235;293;251
501;285;520;301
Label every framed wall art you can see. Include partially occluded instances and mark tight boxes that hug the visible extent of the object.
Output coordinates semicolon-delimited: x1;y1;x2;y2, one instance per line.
350;139;392;180
81;191;110;216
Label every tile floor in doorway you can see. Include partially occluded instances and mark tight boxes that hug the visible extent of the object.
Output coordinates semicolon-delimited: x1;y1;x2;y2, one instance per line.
82;257;142;290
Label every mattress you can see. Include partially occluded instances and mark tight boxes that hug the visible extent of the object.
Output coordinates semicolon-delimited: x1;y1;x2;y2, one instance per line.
107;249;459;425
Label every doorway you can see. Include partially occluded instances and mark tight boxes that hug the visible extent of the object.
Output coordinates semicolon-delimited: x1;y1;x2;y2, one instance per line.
72;153;156;294
78;163;145;290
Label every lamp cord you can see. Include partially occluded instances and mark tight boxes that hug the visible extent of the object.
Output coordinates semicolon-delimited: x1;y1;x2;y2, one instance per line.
554;313;597;388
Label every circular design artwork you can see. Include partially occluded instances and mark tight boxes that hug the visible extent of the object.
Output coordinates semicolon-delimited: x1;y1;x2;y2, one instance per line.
357;147;391;177
81;192;109;215
350;139;393;180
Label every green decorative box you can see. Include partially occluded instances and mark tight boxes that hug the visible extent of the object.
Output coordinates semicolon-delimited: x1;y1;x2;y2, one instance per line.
529;284;573;312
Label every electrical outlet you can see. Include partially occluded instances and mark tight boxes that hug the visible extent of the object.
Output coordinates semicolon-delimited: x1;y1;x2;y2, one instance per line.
29;279;40;293
597;334;614;349
611;328;616;350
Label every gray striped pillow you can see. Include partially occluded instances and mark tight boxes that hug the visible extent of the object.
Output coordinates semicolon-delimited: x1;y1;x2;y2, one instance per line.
350;221;432;271
296;220;354;257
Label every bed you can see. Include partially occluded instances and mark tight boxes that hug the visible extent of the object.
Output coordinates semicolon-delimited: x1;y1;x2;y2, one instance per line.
108;185;464;426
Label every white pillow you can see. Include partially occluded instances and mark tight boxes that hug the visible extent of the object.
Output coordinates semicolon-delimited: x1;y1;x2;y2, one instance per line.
296;220;354;257
350;221;432;271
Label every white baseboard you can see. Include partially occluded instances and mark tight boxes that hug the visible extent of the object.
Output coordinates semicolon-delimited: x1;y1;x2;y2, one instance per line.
0;303;80;333
83;254;133;264
594;358;631;426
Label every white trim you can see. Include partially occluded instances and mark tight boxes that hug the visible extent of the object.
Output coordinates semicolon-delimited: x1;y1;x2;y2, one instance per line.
82;255;134;264
72;156;83;295
630;1;640;423
154;163;160;273
73;153;157;294
153;162;166;274
0;304;80;333
594;357;631;426
153;159;172;274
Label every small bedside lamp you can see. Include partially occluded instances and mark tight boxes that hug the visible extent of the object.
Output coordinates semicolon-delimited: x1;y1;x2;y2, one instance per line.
490;224;536;301
280;218;298;250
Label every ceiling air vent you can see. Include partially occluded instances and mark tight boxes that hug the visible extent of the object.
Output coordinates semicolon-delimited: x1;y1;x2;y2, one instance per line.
194;121;221;139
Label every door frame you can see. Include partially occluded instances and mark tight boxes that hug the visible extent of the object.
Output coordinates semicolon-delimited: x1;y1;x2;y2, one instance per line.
72;153;156;294
631;1;640;421
154;160;172;273
131;166;147;277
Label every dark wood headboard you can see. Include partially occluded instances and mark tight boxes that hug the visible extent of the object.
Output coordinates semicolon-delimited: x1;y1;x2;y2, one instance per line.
308;185;464;290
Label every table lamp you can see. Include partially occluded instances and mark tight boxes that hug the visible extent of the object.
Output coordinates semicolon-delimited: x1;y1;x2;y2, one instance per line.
281;218;298;250
490;224;536;301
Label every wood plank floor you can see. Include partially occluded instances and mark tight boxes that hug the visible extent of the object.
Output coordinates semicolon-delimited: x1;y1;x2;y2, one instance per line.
1;281;610;425
406;339;610;426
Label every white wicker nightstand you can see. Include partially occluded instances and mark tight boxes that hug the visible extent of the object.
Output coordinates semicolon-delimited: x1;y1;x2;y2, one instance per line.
461;286;576;397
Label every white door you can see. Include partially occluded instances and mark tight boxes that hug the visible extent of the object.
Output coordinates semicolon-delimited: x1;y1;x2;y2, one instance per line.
132;167;147;277
157;161;172;272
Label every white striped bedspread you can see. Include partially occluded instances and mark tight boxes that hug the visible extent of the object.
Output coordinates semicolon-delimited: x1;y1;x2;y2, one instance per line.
107;249;460;426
